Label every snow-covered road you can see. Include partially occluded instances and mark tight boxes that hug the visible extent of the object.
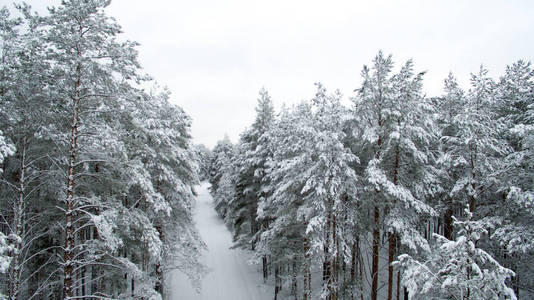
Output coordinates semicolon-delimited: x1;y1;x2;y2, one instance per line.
168;183;271;300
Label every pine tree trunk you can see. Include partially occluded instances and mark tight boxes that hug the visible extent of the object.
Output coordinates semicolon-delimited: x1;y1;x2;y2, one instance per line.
387;233;396;300
37;269;43;300
155;225;163;294
513;271;519;298
469;150;476;213
358;241;364;300
350;238;356;300
342;252;347;300
291;255;297;300
10;140;27;300
263;255;268;283
303;236;311;300
78;227;86;300
274;264;280;300
371;206;380;300
396;270;400;300
131;277;135;297
444;196;454;240
250;208;255;250
324;211;333;300
388;142;400;300
371;115;383;300
90;226;97;295
303;263;308;300
64;63;81;299
332;213;337;300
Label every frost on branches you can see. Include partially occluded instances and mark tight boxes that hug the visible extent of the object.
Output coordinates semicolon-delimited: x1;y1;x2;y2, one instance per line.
398;210;516;300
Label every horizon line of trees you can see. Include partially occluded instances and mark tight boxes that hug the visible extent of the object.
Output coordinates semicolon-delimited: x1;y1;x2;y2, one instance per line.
204;51;533;300
0;1;204;299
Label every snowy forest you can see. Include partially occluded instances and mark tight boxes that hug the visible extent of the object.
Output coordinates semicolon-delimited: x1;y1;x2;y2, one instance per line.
0;0;533;300
204;56;534;298
0;1;204;299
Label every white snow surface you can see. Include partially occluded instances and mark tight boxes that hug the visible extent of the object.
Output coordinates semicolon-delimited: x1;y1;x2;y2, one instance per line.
168;183;271;300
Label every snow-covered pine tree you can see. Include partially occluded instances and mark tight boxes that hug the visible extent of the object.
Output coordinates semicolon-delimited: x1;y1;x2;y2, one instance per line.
384;59;439;300
351;52;435;300
257;101;315;300
42;1;191;298
398;210;516;300
193;143;213;181
435;73;466;240
492;60;534;297
208;136;235;220
439;67;509;216
121;87;205;298
351;51;395;300
230;88;275;251
259;84;358;300
0;5;59;299
0;2;204;299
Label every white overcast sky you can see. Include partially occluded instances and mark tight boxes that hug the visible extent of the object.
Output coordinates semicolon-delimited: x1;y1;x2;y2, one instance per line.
8;0;534;148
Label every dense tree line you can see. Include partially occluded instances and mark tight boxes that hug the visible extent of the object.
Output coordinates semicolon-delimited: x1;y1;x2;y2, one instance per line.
0;1;203;299
208;52;533;299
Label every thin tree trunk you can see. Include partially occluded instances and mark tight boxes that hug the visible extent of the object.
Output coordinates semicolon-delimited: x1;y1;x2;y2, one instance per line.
513;271;519;298
387;233;396;300
324;210;333;300
10;140;27;300
371;206;380;300
263;255;268;283
469;148;477;213
303;236;311;300
396;270;400;300
64;63;81;299
131;277;135;297
250;208;257;250
332;213;337;300
358;234;364;300
350;238;356;300
444;197;454;240
292;255;297;300
388;142;400;300
274;264;280;300
155;224;163;294
79;227;86;300
342;252;347;300
371;113;383;300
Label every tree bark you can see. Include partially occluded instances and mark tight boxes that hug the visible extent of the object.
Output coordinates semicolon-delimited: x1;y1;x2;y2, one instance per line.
469;147;477;213
10;140;26;300
350;238;356;300
371;111;383;300
359;241;364;300
444;197;454;240
303;236;311;300
336;214;339;300
291;255;297;300
387;233;396;300
388;138;400;300
263;255;268;283
155;224;163;294
64;63;81;300
371;206;380;300
396;270;400;300
274;264;280;300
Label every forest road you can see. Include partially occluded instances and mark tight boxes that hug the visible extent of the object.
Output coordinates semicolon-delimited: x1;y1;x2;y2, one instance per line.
168;183;270;300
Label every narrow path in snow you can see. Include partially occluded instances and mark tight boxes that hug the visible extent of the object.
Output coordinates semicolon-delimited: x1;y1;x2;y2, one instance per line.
168;183;271;300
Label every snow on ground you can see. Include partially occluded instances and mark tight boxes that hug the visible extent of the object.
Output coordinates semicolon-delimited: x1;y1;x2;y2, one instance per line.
168;183;272;300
